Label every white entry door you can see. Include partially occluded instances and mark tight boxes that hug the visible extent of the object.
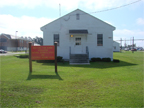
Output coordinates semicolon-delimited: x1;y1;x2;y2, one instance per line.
74;37;83;54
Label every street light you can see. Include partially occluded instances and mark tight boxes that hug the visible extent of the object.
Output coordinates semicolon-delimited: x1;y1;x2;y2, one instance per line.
15;31;18;51
15;31;18;37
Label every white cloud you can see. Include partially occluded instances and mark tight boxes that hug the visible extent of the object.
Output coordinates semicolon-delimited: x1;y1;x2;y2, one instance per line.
0;14;53;38
0;0;142;10
114;29;144;38
136;18;144;25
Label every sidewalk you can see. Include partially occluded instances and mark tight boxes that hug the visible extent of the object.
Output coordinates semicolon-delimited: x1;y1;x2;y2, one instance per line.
0;52;27;56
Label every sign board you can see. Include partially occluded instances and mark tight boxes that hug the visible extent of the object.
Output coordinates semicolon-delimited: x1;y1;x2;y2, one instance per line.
31;46;55;60
29;42;57;73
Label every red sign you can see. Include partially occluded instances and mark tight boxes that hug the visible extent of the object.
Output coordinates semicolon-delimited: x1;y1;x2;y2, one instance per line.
31;46;55;60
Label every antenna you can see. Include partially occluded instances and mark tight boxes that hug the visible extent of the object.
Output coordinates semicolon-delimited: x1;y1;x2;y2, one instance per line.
59;4;61;17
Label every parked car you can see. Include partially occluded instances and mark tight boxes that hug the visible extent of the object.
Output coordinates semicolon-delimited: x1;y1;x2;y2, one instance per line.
124;48;129;51
131;48;137;51
137;48;143;51
0;49;7;53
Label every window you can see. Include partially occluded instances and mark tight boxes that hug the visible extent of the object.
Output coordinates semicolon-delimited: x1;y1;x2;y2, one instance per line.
97;34;103;46
114;46;116;49
75;38;81;45
54;34;59;46
76;13;80;20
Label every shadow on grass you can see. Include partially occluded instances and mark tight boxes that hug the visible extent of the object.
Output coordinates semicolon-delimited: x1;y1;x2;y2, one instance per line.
27;72;63;80
40;60;137;69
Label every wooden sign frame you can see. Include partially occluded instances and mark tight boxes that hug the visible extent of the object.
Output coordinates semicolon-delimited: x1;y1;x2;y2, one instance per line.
29;42;57;73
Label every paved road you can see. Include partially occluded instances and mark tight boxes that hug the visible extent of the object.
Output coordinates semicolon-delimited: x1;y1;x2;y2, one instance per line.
0;52;27;56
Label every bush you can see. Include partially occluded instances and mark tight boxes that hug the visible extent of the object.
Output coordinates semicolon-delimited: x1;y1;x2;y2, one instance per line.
91;57;102;62
19;54;29;58
113;59;120;63
57;56;63;62
102;58;111;62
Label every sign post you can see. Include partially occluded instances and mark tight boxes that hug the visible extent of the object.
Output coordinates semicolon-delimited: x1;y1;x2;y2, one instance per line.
29;42;57;73
54;42;57;73
29;42;32;72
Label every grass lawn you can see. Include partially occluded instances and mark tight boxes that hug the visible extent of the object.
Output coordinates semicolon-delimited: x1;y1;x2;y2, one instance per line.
0;51;143;107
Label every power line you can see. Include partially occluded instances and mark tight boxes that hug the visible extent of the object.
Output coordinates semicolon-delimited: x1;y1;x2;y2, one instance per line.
91;0;142;14
66;0;142;17
115;39;144;41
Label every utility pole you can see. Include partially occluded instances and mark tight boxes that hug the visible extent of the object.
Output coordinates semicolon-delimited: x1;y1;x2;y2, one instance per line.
120;38;122;52
15;31;18;52
130;37;131;46
132;37;134;53
125;38;126;48
59;4;61;17
133;37;134;48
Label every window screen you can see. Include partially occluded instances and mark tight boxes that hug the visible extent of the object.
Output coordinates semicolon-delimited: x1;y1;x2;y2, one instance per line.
97;34;103;46
75;38;81;45
54;34;59;46
76;13;80;20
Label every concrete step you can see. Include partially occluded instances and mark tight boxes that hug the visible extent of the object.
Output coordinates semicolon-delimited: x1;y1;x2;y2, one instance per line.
70;63;90;65
70;59;89;63
70;54;89;64
70;54;88;59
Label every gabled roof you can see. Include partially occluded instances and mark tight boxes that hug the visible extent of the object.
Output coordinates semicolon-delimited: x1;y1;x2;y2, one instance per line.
0;33;33;41
0;33;11;39
40;9;116;31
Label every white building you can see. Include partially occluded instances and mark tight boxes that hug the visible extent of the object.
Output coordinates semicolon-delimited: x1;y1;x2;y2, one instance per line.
113;41;120;52
40;9;116;64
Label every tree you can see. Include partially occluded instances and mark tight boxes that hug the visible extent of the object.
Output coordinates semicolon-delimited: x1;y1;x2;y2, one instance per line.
33;36;43;45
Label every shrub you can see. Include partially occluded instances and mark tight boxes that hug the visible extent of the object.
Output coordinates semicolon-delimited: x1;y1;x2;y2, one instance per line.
113;59;120;63
91;57;102;62
57;56;63;62
91;58;96;62
102;58;111;62
95;58;102;61
19;54;29;58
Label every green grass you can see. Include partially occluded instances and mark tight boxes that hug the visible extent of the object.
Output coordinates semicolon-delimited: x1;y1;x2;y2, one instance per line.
0;51;144;107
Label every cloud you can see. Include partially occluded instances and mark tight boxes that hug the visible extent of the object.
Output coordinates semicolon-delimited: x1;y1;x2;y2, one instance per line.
0;0;79;9
114;29;144;39
0;0;142;10
136;18;144;25
0;14;53;38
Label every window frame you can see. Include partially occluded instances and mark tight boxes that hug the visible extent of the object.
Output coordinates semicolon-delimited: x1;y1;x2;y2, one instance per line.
75;37;81;45
54;34;59;46
114;46;116;49
76;13;80;20
97;34;103;46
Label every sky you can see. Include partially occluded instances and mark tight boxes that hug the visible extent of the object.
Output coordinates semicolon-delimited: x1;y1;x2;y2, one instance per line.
0;0;144;47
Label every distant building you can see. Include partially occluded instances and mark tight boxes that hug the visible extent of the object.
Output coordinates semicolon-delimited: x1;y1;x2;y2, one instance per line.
113;41;120;52
34;43;40;46
0;33;34;51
